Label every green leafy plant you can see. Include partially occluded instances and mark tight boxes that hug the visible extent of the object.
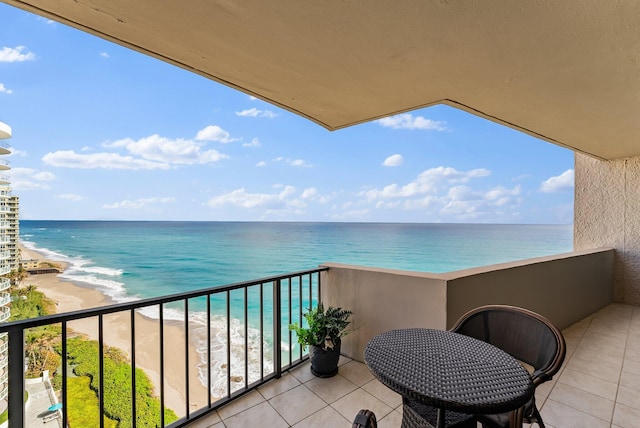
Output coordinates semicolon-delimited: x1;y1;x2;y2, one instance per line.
289;303;352;351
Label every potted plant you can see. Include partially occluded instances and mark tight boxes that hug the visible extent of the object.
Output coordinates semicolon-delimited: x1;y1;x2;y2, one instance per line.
289;303;353;377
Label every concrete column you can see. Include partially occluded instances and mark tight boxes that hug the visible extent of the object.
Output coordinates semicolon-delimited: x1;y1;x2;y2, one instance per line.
574;152;640;304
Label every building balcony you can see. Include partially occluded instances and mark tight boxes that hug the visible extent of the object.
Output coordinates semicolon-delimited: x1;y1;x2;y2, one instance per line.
0;307;9;323
0;278;10;292
0;292;10;307
0;264;11;277
0;249;626;427
186;302;639;428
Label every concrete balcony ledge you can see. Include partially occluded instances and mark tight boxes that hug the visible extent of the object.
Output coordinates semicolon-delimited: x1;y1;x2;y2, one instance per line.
321;248;614;361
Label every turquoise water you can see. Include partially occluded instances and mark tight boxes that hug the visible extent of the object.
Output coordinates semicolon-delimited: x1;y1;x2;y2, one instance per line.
20;220;573;394
21;221;573;303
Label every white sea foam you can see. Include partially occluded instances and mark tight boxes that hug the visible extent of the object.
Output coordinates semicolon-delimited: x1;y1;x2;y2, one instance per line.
22;238;274;397
188;313;274;398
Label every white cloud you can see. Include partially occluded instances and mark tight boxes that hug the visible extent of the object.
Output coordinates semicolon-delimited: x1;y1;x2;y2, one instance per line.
356;166;523;221
103;197;176;210
0;84;12;94
106;134;228;165
100;52;110;58
42;150;171;170
235;108;278;118
57;193;83;201
195;125;239;143
361;166;490;201
273;157;313;167
256;161;267;167
301;188;317;199
383;154;403;167
243;138;261;148
0;46;36;62
207;186;296;209
36;17;55;25
540;169;574;193
377;113;447;131
10;167;56;190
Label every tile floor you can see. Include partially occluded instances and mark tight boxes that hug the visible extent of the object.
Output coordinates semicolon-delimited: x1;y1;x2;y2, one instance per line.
186;303;640;428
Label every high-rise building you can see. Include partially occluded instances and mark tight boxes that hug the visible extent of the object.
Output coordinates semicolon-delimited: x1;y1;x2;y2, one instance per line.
0;120;15;403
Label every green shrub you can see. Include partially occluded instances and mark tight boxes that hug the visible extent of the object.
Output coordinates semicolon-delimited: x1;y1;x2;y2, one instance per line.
66;337;178;427
67;376;118;428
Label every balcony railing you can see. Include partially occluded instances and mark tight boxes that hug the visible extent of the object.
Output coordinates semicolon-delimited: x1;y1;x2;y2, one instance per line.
0;307;9;323
0;267;326;428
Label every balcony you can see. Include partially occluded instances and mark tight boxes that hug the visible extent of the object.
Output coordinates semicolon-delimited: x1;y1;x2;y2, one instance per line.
0;249;624;427
184;302;639;428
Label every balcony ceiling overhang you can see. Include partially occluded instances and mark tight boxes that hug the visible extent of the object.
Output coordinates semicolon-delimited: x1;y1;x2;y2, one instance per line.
4;0;640;160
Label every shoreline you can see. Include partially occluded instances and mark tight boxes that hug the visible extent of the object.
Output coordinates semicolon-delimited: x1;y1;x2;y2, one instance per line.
19;244;209;417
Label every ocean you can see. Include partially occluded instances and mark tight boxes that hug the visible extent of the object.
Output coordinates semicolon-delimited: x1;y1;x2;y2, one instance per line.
20;220;573;395
20;221;573;302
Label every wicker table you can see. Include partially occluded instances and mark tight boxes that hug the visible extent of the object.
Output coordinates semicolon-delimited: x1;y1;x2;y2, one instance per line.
364;328;534;428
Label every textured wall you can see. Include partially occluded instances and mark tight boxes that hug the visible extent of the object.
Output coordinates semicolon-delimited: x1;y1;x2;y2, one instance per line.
320;263;448;362
446;249;613;330
575;153;640;304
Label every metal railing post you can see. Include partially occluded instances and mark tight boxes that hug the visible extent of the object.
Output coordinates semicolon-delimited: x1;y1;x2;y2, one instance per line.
273;280;282;379
7;328;24;428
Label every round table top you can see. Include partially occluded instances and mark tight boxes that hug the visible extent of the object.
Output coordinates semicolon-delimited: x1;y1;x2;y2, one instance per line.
364;328;534;415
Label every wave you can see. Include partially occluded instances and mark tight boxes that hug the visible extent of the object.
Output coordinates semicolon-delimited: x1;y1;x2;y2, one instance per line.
21;238;273;397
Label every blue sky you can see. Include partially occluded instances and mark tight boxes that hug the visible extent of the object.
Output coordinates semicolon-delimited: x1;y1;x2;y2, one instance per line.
0;5;574;223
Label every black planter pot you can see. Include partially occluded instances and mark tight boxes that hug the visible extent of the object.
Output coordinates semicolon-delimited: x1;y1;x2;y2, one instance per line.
309;339;341;378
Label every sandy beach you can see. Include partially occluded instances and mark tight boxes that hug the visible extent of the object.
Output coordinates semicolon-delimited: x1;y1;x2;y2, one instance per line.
19;245;209;417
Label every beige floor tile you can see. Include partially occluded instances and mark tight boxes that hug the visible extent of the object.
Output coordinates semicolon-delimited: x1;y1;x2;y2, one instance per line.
377;408;403;428
331;388;394;422
576;337;626;360
562;317;591;339
292;405;352;428
571;345;624;369
217;390;265;420
305;373;358;403
582;329;628;346
619;369;640;392
336;360;375;386
258;372;301;400
548;382;614;422
182;411;222;428
222;401;288;428
540;399;609;428
360;378;402;409
588;321;630;340
616;385;640;410
290;361;316;383
269;384;327;425
622;357;640;376
565;354;622;383
338;354;353;366
613;402;640;428
535;376;557;400
558;368;618;401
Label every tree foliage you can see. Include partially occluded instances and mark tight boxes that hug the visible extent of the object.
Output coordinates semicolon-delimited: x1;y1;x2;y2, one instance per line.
65;337;178;427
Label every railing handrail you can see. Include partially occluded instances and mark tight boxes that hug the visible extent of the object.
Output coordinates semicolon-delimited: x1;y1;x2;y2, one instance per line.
0;267;328;333
2;267;326;428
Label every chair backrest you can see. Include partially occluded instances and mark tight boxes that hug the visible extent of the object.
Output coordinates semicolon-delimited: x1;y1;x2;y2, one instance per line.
450;305;566;385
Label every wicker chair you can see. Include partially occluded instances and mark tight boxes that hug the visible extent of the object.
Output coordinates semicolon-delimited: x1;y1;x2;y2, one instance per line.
352;409;377;428
450;305;566;428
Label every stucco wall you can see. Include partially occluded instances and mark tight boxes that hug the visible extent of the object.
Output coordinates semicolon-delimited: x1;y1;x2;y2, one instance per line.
320;263;447;361
320;250;613;361
575;153;640;304
445;249;614;330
